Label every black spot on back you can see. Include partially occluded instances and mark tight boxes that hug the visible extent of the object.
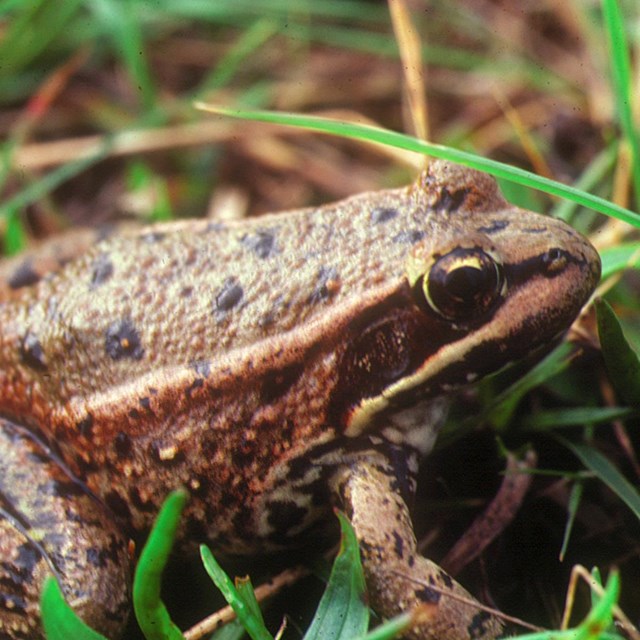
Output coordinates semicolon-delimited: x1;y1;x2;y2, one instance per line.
90;253;114;287
105;319;144;360
140;231;166;243
370;207;398;224
392;230;425;244
20;333;47;371
241;230;277;259
8;259;41;290
215;278;243;312
308;266;339;304
204;222;227;233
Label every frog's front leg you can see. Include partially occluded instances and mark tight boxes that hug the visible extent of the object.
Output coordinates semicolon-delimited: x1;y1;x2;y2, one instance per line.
334;454;503;640
0;420;132;639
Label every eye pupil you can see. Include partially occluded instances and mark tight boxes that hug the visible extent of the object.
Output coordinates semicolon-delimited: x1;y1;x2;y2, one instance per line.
446;265;485;301
420;247;504;323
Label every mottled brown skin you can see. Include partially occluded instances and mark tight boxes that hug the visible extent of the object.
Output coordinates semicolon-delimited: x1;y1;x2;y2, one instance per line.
0;161;600;639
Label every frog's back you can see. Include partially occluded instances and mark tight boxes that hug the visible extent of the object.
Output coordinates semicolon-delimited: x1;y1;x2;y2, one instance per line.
0;183;433;405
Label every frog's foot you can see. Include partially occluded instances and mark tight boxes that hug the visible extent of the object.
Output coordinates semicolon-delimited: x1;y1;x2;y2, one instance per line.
0;419;132;639
336;457;503;640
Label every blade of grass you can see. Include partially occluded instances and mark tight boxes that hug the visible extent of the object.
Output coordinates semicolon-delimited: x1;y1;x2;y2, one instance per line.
199;19;279;95
600;243;640;279
514;570;621;640
522;406;635;431
559;481;583;562
40;576;109;640
353;613;412;640
602;0;640;210
88;0;157;110
484;341;577;430
133;490;187;640
559;437;640;522
596;298;640;404
195;104;640;227
550;145;618;221
200;546;274;640
0;0;85;75
165;0;389;24
303;511;369;640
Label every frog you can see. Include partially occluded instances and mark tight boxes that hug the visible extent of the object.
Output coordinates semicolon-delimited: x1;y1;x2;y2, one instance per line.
0;160;600;640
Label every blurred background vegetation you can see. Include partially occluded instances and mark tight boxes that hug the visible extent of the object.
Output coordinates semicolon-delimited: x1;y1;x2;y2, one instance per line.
1;1;640;638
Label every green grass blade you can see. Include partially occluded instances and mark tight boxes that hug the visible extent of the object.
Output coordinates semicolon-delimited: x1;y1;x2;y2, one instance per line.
0;0;84;76
40;576;108;640
88;0;157;109
484;341;577;430
199;19;279;94
596;298;640;404
196;104;640;226
352;613;412;640
4;207;27;255
558;481;583;562
559;437;640;522
522;406;635;431
600;243;640;279
210;621;248;640
133;490;187;640
511;570;621;639
602;0;640;209
550;145;617;222
164;0;389;24
303;511;369;640
200;546;274;640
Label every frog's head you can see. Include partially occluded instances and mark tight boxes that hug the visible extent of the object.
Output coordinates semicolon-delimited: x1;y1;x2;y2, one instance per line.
340;161;600;438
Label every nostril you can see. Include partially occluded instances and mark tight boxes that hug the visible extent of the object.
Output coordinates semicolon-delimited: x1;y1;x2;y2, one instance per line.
542;247;567;274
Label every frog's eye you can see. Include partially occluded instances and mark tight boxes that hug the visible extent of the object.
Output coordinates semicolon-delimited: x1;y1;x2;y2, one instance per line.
416;247;506;323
